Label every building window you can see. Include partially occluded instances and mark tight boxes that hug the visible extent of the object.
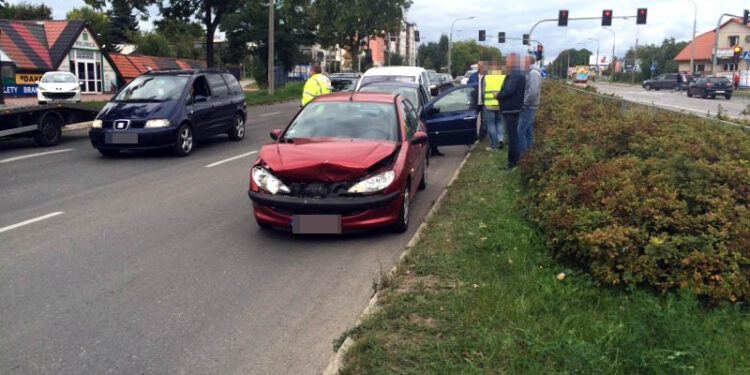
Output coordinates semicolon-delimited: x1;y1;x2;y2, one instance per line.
696;64;705;73
75;50;96;60
729;35;739;46
723;63;738;71
83;32;89;41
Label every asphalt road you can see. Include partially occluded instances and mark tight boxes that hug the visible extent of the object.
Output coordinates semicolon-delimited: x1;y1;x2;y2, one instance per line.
0;101;468;374
591;81;750;119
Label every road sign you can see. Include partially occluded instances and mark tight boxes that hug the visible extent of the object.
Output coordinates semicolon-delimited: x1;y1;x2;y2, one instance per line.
650;65;656;72
743;50;750;61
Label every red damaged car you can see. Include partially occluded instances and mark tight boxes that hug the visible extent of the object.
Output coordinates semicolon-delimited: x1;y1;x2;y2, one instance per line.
248;92;429;234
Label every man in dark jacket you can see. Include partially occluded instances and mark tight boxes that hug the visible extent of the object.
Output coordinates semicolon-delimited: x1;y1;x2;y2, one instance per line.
495;54;527;170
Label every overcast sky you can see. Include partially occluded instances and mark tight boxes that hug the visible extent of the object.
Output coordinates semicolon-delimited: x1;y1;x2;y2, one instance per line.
9;0;750;61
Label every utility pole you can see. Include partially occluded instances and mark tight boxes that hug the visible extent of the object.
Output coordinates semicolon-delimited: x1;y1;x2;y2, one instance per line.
631;26;639;84
687;0;697;74
267;0;275;96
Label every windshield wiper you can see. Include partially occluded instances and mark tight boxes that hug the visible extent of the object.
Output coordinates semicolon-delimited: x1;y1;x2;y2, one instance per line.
119;98;165;103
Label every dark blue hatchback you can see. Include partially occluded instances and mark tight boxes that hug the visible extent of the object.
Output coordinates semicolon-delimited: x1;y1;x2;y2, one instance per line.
89;69;247;156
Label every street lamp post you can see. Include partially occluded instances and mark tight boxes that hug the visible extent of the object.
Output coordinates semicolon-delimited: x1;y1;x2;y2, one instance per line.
602;27;615;81
588;38;600;81
687;0;697;74
448;16;474;75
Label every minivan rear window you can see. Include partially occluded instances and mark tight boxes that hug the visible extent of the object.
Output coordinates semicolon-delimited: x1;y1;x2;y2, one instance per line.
222;73;243;95
360;75;415;86
206;74;229;96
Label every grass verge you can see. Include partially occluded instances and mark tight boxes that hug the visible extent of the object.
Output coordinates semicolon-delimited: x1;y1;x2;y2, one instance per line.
338;145;750;375
244;81;304;105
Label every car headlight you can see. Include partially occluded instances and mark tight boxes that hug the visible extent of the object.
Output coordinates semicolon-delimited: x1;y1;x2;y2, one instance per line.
144;119;170;128
92;119;102;128
348;170;395;194
252;166;291;195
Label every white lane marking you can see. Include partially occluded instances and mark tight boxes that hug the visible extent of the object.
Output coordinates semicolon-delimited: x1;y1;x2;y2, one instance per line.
0;212;64;234
259;111;282;117
0;149;74;164
204;150;258;168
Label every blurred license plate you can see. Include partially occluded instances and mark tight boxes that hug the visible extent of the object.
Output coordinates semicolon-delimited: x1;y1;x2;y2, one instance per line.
292;215;342;234
715;90;725;93
106;133;138;144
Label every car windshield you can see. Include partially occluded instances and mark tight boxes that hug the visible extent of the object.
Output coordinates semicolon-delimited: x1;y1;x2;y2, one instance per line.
359;85;419;108
331;78;357;92
41;73;76;83
360;75;415;86
114;75;188;102
285;101;399;141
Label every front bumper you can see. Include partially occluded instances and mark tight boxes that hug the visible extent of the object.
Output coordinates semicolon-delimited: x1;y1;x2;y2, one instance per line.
89;128;178;150
248;190;402;230
37;90;81;103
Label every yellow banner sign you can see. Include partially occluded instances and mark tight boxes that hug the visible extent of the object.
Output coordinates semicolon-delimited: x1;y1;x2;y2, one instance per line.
16;73;44;84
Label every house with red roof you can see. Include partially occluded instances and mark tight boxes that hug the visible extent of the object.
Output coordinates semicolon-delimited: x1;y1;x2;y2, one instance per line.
674;18;750;75
0;19;120;96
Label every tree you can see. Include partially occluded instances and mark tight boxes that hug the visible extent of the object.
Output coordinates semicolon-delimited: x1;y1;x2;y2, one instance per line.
312;0;412;66
386;52;404;66
159;0;245;68
548;49;592;78
624;37;689;81
446;40;502;76
83;0;150;44
66;7;119;52
154;19;204;60
0;1;52;20
221;0;315;85
417;34;449;72
133;32;175;57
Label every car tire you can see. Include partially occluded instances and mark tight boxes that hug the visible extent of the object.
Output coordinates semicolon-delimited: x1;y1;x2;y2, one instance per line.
655;88;660;91
710;95;716;99
726;94;732;100
418;159;427;191
33;112;63;147
644;84;651;91
391;185;410;233
701;91;708;99
38;101;47;105
228;113;245;141
687;90;693;97
98;149;120;157
173;123;194;157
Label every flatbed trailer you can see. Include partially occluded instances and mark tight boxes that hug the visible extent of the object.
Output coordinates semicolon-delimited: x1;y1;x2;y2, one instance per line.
0;103;100;146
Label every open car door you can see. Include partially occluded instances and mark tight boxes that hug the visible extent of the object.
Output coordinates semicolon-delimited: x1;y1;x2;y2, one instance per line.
421;84;479;146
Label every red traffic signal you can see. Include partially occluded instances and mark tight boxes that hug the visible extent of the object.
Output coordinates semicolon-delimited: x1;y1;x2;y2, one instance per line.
602;9;612;26
637;8;647;25
558;10;569;26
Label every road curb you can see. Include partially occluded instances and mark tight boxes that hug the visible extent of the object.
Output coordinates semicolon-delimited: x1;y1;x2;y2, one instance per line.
321;145;474;375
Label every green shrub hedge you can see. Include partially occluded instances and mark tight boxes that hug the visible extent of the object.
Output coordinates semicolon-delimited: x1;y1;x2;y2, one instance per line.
521;82;750;303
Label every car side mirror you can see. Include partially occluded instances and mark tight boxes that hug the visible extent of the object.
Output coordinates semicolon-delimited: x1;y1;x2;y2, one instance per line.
79;81;85;87
270;128;283;141
425;106;439;116
194;95;208;103
410;131;429;145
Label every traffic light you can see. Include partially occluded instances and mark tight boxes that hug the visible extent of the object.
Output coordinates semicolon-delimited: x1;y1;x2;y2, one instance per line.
744;9;749;25
537;45;544;61
498;32;505;43
414;30;420;42
602;9;612;26
637;8;647;25
478;30;486;42
734;45;743;61
558;10;569;26
522;34;529;45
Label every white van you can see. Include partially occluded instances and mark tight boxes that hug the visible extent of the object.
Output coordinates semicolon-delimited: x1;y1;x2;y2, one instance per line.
356;66;432;99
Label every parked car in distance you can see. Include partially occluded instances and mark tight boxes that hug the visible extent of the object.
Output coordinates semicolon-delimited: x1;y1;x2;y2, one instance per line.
427;70;442;96
356;66;432;100
460;69;477;85
329;72;360;92
439;73;454;90
89;69;247;157
37;71;82;104
642;73;679;91
686;76;733;99
248;92;429;233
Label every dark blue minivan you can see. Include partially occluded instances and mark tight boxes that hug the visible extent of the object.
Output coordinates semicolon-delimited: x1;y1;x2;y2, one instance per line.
89;69;247;156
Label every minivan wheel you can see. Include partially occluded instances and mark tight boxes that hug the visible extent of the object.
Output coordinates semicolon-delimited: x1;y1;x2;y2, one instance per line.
229;113;245;141
173;124;194;156
391;186;410;233
644;84;651;91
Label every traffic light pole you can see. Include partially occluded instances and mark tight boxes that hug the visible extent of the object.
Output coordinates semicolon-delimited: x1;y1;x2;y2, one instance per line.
528;15;638;42
711;13;741;74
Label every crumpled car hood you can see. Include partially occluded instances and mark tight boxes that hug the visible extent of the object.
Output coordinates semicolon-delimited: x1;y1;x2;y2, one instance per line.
259;138;398;182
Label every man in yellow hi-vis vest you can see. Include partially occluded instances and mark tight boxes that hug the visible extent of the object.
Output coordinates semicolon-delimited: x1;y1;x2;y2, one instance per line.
301;65;331;106
483;70;506;151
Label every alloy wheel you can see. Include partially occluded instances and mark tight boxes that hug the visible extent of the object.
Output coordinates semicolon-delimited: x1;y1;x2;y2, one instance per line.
181;127;193;153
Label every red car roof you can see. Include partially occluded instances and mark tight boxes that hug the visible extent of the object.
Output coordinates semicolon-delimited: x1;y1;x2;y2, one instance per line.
313;91;398;103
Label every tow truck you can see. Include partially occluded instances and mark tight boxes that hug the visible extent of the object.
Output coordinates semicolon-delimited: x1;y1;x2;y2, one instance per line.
0;103;99;146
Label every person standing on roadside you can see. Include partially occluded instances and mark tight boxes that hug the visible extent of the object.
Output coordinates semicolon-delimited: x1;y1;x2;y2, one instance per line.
468;61;488;142
483;62;506;151
735;72;740;90
301;65;331;106
495;54;526;170
519;55;541;155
